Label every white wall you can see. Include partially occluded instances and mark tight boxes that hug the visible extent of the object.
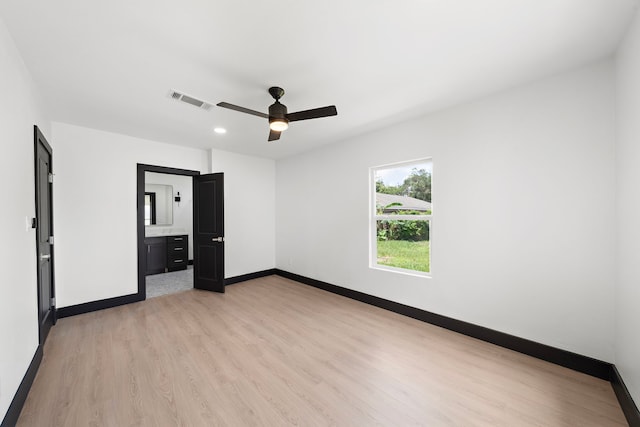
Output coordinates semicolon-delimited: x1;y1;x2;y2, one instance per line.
52;123;276;308
145;173;194;259
0;17;49;421
615;6;640;405
210;149;276;278
276;61;617;362
51;123;210;307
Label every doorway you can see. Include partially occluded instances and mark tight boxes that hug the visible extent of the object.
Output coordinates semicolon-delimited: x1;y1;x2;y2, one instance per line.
136;164;225;299
34;125;56;345
144;171;193;297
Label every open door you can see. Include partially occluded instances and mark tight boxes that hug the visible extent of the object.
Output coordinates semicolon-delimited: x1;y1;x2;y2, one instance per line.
34;126;56;344
193;173;225;292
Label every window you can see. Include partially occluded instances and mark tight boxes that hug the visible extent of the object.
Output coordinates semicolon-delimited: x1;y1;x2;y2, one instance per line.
371;159;432;276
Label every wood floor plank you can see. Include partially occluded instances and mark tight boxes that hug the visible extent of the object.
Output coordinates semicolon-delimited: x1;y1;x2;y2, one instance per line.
17;276;628;426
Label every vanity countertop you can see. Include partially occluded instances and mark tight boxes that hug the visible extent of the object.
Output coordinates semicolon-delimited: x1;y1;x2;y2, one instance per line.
145;227;188;237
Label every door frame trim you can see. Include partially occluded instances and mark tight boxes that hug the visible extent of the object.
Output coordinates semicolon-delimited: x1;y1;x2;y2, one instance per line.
33;125;56;343
137;164;200;299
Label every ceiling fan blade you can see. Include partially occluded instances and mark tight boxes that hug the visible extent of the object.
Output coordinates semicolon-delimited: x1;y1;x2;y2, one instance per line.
268;129;281;142
216;102;268;119
287;105;337;122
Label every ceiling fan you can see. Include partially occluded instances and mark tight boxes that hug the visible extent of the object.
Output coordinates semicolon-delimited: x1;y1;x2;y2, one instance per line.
216;87;338;141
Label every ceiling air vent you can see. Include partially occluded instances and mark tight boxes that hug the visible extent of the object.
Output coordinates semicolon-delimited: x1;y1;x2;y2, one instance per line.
168;90;213;111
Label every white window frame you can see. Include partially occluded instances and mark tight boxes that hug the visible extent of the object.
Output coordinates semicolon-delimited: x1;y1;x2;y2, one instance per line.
370;158;432;278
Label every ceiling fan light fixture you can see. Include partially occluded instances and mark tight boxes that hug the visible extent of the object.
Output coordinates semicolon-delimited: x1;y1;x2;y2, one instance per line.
269;118;289;132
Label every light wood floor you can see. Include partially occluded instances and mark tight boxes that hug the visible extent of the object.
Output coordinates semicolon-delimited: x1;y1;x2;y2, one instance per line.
18;275;627;426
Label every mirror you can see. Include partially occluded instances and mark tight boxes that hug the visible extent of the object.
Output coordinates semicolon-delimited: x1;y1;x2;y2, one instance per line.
144;182;173;226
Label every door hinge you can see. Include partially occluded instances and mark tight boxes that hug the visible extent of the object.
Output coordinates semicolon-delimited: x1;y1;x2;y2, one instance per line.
50;297;56;307
48;173;54;183
49;236;54;244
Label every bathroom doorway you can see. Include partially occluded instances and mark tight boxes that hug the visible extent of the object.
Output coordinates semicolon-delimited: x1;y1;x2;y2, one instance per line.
137;164;198;299
144;171;194;297
136;164;225;299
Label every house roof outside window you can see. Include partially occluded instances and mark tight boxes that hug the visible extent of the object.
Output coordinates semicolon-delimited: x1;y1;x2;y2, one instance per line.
376;193;432;213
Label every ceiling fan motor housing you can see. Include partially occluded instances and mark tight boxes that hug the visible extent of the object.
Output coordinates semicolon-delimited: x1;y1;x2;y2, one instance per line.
269;101;288;123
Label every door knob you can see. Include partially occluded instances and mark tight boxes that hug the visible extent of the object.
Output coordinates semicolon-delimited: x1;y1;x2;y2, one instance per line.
40;254;51;261
212;237;224;242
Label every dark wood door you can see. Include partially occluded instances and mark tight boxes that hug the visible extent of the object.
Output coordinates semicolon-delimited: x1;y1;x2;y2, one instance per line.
34;125;55;344
193;173;224;292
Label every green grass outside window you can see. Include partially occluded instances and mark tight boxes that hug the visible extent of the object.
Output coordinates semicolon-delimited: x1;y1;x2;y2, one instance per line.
376;240;430;273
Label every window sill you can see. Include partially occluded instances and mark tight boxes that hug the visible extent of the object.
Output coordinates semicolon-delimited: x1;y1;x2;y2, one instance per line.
370;265;432;279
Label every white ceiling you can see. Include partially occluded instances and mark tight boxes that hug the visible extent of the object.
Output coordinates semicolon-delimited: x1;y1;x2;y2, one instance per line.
1;0;637;159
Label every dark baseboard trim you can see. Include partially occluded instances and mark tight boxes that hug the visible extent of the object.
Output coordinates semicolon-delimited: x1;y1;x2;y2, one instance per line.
611;365;640;427
225;269;277;286
57;293;143;318
1;345;43;427
275;269;612;380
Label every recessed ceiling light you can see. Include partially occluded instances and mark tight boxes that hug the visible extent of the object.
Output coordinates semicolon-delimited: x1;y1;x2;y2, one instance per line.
213;127;227;134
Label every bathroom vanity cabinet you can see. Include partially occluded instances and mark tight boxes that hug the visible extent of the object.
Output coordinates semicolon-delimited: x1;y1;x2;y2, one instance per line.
144;234;188;275
166;235;188;272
